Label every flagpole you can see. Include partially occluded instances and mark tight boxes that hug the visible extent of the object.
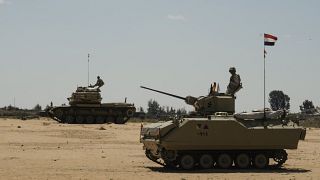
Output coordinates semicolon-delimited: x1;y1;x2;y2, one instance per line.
263;33;277;121
87;53;90;87
264;44;266;120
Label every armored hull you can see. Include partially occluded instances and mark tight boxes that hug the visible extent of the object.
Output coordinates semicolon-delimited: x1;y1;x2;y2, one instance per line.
140;115;306;169
50;103;135;124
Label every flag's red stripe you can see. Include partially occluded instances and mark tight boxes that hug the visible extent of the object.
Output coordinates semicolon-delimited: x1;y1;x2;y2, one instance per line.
264;33;278;40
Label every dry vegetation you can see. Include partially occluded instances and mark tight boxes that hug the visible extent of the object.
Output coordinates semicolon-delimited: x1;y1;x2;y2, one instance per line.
0;118;319;179
286;114;320;128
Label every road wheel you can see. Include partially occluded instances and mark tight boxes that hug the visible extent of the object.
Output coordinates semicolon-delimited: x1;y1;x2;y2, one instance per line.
123;116;130;122
75;116;85;124
164;160;177;169
54;109;64;120
254;153;269;169
161;150;177;162
106;116;115;123
273;150;287;167
65;115;74;124
199;154;213;169
126;109;134;117
86;116;95;124
180;154;195;170
235;153;250;169
217;153;233;169
115;116;125;124
96;116;105;124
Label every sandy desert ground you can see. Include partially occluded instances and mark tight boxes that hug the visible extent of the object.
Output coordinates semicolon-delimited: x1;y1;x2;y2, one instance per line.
0;118;319;180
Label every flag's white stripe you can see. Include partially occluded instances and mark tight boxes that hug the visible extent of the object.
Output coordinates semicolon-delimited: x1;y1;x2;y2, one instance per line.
264;37;277;42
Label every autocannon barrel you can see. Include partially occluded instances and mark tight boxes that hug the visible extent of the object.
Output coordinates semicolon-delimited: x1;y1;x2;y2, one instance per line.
140;86;186;101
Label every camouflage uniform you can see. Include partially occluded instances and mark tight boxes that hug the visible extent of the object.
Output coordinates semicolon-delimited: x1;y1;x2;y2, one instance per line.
226;67;241;95
93;76;104;88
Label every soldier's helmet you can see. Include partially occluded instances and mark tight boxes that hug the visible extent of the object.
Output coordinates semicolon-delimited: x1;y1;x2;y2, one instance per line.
229;67;236;73
97;76;100;79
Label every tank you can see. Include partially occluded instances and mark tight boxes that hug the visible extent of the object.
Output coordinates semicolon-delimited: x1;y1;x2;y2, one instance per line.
140;86;306;169
49;86;136;124
140;86;235;116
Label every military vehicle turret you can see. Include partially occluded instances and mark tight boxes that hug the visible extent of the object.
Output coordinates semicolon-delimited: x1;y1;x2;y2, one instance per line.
49;86;135;124
140;86;235;117
140;85;306;170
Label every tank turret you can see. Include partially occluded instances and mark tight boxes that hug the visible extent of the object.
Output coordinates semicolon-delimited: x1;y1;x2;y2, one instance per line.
67;87;102;105
140;86;235;116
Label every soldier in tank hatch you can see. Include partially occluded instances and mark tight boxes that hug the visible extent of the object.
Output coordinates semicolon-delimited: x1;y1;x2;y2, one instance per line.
226;67;242;95
91;76;104;89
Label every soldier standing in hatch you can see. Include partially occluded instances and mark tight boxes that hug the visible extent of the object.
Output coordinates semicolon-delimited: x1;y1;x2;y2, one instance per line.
92;76;104;89
226;67;242;95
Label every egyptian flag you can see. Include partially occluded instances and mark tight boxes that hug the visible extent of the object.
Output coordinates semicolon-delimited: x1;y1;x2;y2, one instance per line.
264;33;278;46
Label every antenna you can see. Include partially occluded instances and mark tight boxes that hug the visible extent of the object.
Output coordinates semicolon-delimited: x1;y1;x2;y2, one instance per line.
87;53;90;86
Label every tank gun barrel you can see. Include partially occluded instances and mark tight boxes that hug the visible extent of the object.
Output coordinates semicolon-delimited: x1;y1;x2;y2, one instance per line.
140;86;186;101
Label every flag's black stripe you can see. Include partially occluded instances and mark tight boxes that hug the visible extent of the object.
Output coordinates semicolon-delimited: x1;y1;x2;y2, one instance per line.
264;42;275;46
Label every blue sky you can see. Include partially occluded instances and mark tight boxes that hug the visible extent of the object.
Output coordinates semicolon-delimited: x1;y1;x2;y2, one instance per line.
0;0;319;112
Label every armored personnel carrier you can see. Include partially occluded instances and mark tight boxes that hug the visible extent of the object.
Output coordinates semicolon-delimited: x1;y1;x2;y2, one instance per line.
140;85;306;169
49;86;135;124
